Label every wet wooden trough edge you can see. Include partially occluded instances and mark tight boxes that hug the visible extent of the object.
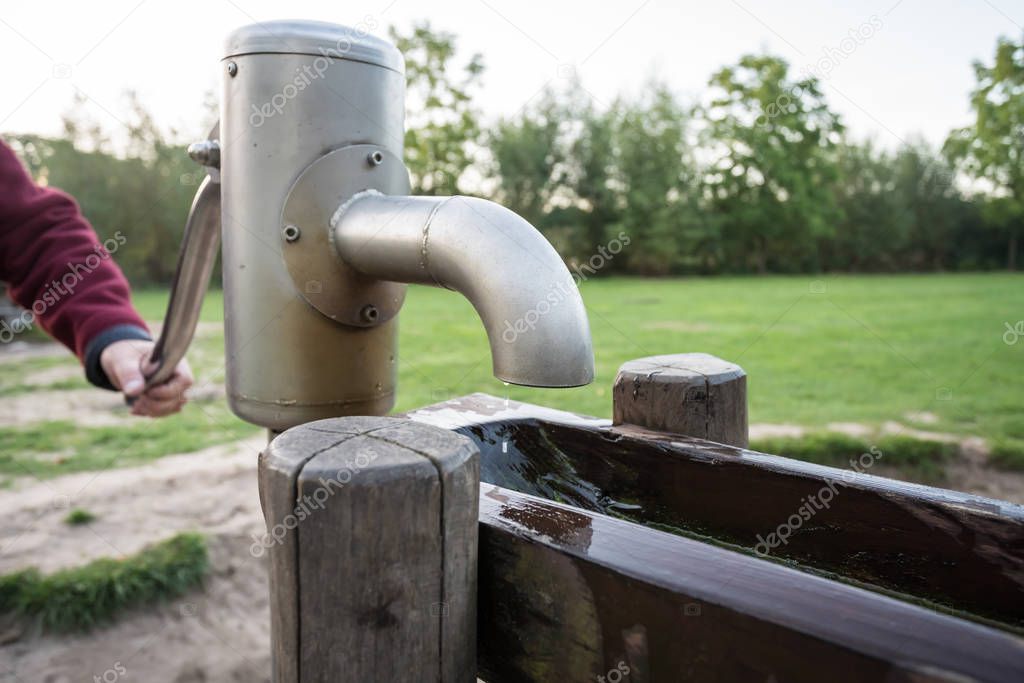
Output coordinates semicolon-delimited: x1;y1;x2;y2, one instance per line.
402;393;1024;680
405;393;1024;628
475;483;1024;683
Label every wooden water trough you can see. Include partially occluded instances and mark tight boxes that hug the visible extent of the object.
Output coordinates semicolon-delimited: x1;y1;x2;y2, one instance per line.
258;354;1024;682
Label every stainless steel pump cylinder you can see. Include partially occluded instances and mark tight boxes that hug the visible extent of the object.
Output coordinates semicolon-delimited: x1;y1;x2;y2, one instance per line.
220;21;406;430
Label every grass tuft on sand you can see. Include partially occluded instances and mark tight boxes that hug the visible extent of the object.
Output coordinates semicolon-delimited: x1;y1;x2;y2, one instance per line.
0;532;207;633
63;508;97;525
750;432;960;480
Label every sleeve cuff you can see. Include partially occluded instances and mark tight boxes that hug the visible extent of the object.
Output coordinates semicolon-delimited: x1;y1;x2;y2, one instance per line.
83;324;153;391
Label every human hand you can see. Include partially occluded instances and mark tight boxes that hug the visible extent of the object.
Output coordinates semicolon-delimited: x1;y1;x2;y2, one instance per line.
99;339;194;417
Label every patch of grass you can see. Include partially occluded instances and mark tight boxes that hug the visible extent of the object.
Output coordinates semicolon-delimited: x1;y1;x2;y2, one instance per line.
59;274;1024;478
131;289;224;322
380;274;1024;445
0;354;81;397
64;508;97;525
751;432;867;466
990;439;1024;471
0;376;92;397
750;432;958;480
0;400;258;479
132;275;1024;448
0;532;207;633
875;435;960;476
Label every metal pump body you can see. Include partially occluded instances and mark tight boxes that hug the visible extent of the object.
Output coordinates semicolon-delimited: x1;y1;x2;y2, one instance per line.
149;20;594;431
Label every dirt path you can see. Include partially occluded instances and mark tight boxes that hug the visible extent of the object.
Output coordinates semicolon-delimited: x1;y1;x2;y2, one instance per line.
0;438;270;683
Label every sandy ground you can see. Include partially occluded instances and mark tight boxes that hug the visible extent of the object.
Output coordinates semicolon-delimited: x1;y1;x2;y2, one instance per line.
0;438;270;683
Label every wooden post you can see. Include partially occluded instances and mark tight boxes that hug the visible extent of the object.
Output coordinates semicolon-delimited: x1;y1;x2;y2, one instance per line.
258;416;479;682
612;353;748;447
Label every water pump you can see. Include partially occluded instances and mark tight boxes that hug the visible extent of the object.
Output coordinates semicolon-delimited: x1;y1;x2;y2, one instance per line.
146;20;594;431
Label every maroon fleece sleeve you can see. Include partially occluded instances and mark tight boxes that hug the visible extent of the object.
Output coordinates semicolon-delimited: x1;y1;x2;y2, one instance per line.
0;137;150;387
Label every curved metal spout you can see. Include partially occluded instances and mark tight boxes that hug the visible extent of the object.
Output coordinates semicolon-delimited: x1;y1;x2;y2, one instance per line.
331;192;595;388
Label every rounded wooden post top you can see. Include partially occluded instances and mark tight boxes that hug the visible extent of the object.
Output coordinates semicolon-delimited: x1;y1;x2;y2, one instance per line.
265;415;478;480
616;353;745;384
612;353;748;447
259;415;480;683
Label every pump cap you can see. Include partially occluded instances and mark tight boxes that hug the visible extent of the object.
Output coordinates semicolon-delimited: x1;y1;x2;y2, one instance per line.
224;19;404;73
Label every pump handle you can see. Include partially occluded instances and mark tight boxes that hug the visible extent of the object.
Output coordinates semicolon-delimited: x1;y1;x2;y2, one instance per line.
140;125;221;389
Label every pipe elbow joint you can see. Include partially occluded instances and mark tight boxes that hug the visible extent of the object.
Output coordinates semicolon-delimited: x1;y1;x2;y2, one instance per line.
332;193;595;388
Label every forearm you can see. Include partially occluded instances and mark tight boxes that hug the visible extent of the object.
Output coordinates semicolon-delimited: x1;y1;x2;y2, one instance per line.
0;138;150;387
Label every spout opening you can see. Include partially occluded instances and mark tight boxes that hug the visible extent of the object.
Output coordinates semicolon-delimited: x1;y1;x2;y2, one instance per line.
497;375;594;390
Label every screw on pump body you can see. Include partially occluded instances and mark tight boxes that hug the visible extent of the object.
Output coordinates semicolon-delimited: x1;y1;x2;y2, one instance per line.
360;305;379;323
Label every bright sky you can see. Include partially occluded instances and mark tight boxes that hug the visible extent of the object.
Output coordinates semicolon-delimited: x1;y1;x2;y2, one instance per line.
1;0;1020;149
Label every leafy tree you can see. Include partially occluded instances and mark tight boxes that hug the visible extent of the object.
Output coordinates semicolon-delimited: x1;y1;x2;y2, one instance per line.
487;88;565;230
563;96;618;261
606;84;703;275
6;33;1020;280
944;34;1024;270
829;140;912;271
487;82;702;274
486;83;621;265
701;54;843;272
390;22;484;195
892;141;962;270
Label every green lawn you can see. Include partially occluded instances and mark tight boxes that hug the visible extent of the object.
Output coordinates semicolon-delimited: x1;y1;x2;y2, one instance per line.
126;273;1023;442
4;273;1021;480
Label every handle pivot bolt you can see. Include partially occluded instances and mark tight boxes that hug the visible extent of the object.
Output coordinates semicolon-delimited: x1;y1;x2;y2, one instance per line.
187;140;220;168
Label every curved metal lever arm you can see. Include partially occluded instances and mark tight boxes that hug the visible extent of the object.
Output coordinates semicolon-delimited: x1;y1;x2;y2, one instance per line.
143;174;221;386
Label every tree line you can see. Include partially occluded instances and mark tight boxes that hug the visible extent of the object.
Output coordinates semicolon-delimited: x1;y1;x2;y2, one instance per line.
6;25;1022;283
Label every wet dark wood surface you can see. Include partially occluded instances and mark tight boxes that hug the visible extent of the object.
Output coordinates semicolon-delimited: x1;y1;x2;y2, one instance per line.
476;484;1024;682
406;393;1024;629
